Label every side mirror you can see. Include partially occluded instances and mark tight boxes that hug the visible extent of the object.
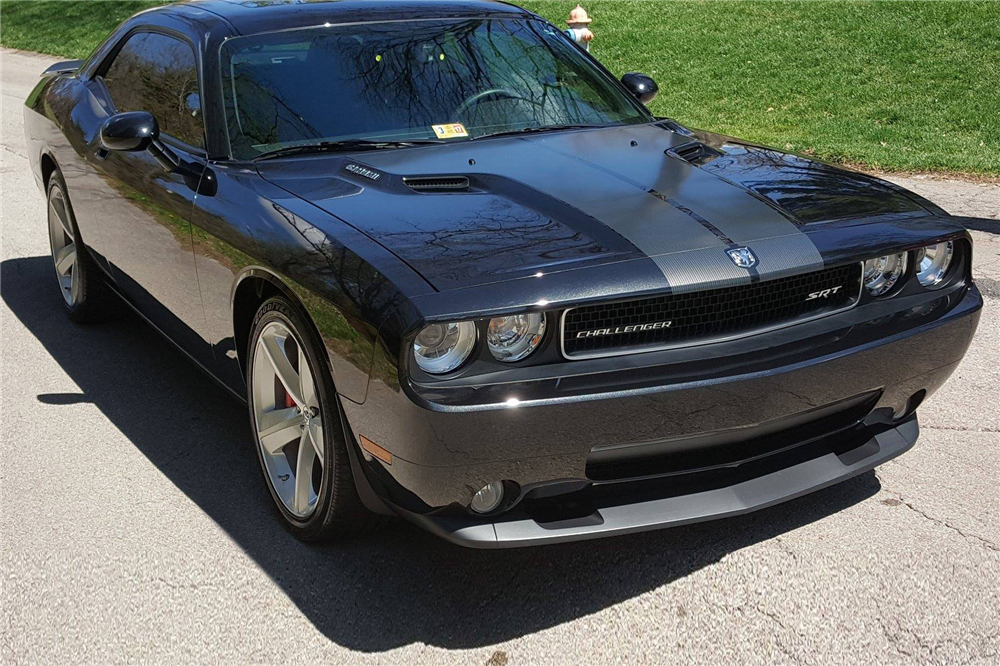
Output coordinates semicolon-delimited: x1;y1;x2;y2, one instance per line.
621;72;659;105
97;110;216;196
100;111;159;152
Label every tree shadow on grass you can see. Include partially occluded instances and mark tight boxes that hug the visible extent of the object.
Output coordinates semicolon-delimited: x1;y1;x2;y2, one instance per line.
1;255;881;651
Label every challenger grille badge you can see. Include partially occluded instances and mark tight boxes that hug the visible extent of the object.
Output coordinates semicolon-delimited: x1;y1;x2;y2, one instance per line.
575;320;672;339
727;247;757;268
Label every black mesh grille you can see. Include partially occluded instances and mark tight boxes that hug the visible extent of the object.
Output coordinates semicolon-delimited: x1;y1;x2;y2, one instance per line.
562;264;862;358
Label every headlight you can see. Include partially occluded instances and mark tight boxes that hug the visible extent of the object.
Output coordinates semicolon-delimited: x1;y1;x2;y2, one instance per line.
914;241;954;287
413;321;477;374
487;313;546;362
863;253;907;296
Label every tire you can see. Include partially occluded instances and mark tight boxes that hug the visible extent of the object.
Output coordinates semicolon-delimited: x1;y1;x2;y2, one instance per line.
246;295;375;541
46;169;119;323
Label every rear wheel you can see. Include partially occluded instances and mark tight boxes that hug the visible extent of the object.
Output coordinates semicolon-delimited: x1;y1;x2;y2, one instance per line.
46;170;117;322
247;296;374;541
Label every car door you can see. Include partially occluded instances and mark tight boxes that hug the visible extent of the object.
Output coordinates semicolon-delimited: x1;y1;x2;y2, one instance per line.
81;30;213;366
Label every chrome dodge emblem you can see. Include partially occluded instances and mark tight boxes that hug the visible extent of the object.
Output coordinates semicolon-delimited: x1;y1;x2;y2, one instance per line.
727;247;757;268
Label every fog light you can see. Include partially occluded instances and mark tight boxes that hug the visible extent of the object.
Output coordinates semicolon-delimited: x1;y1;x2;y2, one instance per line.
470;481;504;514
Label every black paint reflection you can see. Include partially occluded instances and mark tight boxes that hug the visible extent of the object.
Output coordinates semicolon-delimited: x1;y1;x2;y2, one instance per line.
697;137;928;224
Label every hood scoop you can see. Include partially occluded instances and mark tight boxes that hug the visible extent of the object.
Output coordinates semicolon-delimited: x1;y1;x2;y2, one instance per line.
403;176;470;192
667;141;724;166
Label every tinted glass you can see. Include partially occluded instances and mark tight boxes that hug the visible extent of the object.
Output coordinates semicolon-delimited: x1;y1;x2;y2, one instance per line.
221;18;651;158
103;32;204;149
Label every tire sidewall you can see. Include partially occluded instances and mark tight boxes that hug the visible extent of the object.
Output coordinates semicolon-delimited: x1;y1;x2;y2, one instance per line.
46;173;87;317
247;297;341;537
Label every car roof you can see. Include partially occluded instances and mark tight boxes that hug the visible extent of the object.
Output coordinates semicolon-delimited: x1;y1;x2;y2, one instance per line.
172;0;533;35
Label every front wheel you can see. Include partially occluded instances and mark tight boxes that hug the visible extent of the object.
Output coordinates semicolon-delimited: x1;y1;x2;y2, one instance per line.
46;170;118;322
247;296;374;541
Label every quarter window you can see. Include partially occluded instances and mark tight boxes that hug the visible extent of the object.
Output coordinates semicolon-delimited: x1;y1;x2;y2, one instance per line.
102;32;204;149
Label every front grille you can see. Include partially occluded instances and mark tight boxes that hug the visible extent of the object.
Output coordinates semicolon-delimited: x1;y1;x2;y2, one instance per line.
562;263;862;359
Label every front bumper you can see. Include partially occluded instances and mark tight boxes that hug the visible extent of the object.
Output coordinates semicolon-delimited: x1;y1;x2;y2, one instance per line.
341;283;982;547
409;416;918;548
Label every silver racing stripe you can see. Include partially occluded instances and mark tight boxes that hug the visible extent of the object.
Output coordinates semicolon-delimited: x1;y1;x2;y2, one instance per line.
649;246;751;293
523;127;825;283
749;233;825;277
467;145;725;261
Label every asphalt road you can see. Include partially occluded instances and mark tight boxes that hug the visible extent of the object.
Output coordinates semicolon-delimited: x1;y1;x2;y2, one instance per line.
2;48;998;665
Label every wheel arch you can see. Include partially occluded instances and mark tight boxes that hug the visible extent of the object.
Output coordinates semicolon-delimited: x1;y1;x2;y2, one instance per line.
40;152;58;191
231;267;317;381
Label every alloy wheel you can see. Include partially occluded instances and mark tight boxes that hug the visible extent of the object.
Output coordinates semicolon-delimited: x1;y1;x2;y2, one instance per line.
252;321;325;518
47;187;79;307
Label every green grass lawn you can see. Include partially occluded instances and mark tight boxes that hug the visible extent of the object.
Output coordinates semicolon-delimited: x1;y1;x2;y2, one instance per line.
3;0;998;175
0;1;160;60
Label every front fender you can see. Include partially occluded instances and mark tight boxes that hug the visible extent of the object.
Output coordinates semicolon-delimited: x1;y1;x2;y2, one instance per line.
230;264;380;404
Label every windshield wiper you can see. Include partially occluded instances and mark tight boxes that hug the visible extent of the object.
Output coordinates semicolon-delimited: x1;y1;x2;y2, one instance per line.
472;124;605;141
253;139;444;161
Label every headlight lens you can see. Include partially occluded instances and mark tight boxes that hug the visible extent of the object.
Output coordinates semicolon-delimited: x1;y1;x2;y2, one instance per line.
863;253;907;296
914;241;954;287
487;313;546;362
413;321;477;374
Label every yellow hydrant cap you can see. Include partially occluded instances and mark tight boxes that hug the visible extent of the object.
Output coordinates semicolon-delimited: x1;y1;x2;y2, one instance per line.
567;5;592;24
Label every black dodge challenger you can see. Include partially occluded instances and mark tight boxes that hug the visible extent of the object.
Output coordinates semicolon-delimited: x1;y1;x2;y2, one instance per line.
24;0;982;547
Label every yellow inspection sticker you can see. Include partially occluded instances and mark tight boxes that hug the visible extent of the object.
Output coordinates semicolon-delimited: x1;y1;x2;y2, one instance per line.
431;123;469;139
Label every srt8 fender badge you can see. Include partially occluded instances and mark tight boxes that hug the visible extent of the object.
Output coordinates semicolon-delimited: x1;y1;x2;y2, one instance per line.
727;247;757;268
806;285;843;300
344;163;381;181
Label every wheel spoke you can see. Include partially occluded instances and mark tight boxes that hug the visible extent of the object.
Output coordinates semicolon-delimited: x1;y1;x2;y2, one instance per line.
253;321;324;518
257;406;302;455
293;430;315;513
299;346;317;408
50;198;73;238
306;420;324;464
260;332;305;407
54;243;76;276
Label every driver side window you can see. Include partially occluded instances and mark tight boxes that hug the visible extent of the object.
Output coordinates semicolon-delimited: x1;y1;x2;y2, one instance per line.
102;31;204;149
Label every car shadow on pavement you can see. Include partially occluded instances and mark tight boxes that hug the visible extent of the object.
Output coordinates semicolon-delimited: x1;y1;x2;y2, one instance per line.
953;216;999;235
2;255;881;652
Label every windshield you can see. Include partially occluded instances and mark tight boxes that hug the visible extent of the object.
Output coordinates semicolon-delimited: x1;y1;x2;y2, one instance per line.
220;18;652;159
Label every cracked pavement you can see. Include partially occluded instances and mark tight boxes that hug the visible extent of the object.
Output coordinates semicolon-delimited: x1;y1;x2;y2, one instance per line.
2;48;998;665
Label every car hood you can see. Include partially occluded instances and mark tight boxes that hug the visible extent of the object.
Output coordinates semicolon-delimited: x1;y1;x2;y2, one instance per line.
257;122;932;293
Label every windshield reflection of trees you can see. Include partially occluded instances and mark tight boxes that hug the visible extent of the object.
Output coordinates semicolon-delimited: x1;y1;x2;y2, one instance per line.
224;19;643;152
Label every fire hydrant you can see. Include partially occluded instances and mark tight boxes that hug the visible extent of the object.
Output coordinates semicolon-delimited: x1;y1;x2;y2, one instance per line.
565;5;594;51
